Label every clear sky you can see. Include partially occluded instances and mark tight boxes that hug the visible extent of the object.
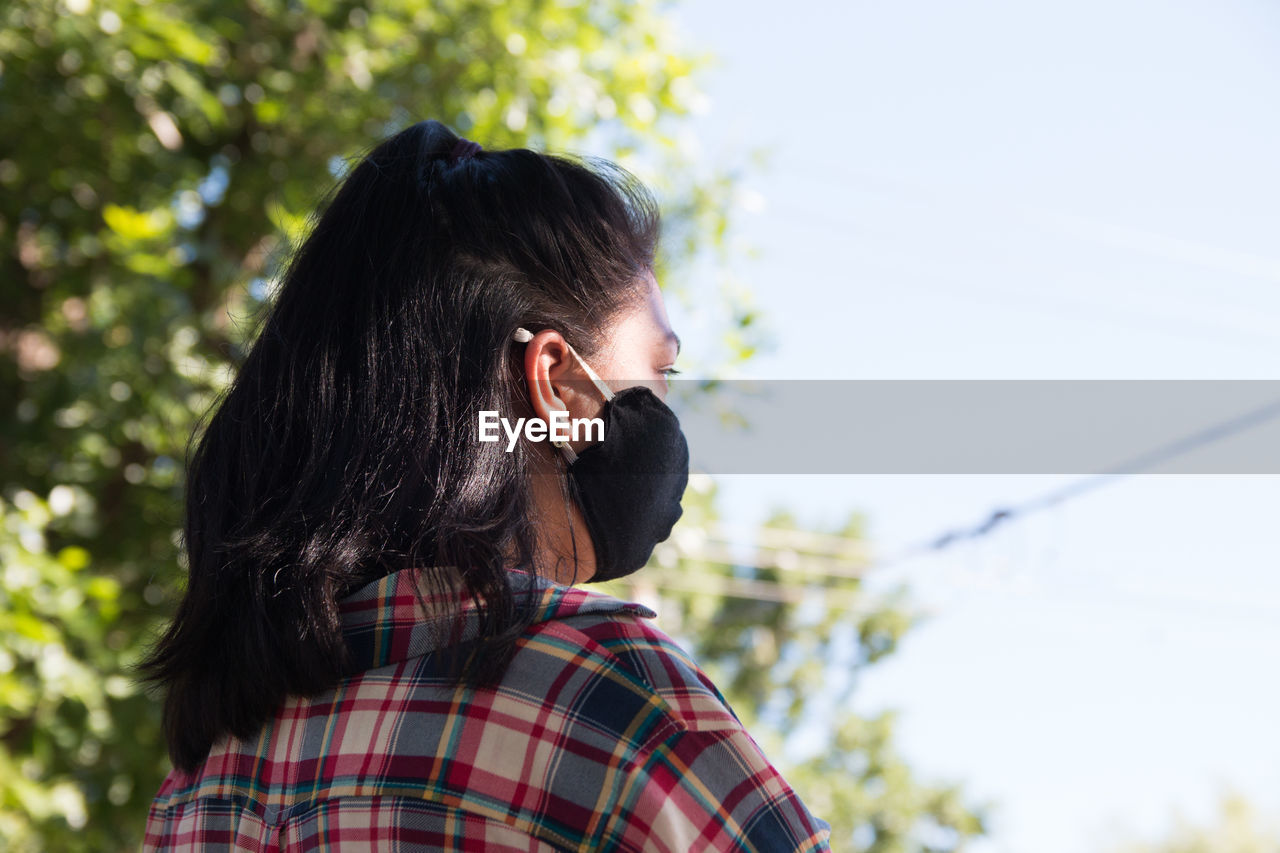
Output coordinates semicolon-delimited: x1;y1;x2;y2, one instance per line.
660;0;1280;849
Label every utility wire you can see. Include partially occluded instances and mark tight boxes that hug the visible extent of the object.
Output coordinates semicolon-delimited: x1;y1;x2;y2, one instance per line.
639;395;1280;618
874;394;1280;569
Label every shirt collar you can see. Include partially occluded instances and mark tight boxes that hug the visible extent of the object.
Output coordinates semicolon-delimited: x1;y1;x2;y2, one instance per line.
338;567;657;673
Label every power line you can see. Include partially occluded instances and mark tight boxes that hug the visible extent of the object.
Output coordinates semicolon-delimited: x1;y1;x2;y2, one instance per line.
621;569;883;614
665;528;869;580
683;394;1280;575
758;206;1280;347
785;164;1280;287
638;396;1280;616
874;394;1280;569
632;550;1280;624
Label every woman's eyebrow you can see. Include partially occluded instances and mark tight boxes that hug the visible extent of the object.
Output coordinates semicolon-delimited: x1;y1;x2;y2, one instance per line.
664;331;681;356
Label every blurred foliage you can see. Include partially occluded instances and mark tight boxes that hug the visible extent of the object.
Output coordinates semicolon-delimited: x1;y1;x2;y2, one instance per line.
0;0;983;849
1109;793;1280;853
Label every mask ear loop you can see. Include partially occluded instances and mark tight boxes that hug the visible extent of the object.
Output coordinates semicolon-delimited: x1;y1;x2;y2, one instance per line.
512;327;602;585
512;327;614;464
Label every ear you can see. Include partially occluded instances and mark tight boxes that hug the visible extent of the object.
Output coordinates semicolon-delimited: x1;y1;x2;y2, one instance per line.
523;330;607;430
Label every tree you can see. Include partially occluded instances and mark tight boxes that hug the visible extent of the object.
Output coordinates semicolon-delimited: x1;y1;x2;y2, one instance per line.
1108;793;1280;853
0;0;984;849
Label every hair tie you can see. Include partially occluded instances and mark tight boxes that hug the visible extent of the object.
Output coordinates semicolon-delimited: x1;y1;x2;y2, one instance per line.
450;137;483;163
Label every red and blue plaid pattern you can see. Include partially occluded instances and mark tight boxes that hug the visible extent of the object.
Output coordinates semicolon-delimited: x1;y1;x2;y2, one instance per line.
143;568;832;851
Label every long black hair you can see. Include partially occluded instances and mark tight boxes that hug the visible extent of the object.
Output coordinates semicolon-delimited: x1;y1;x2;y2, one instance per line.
138;119;661;772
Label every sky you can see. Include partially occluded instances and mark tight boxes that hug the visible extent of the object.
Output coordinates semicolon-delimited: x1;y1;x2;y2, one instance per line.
656;0;1280;849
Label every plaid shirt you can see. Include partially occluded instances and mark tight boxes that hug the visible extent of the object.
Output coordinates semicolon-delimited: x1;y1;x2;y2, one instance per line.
143;568;832;851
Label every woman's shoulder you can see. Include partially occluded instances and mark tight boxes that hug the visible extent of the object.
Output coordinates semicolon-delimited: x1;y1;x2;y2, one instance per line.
535;585;744;734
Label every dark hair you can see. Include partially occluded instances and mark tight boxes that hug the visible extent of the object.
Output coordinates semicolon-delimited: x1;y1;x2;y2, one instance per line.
138;119;661;772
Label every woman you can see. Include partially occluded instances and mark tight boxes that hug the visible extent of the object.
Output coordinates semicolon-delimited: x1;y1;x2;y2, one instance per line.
140;119;831;851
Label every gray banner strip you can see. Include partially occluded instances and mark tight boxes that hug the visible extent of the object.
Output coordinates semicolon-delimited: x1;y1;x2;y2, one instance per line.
662;380;1280;474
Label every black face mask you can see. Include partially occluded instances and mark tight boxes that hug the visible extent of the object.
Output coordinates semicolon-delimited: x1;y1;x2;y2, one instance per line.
513;328;689;582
